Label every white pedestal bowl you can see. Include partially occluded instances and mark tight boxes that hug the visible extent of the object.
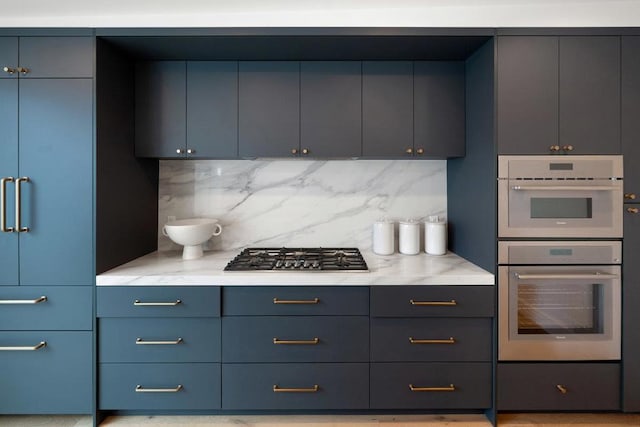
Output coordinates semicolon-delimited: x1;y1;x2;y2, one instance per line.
162;218;223;260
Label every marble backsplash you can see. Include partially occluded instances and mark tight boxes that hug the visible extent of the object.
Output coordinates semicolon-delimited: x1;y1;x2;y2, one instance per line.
158;160;447;252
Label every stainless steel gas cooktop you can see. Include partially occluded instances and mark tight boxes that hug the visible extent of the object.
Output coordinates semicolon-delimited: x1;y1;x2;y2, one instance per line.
224;247;368;272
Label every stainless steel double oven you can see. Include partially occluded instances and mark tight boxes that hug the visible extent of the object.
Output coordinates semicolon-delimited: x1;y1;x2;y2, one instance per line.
498;155;623;361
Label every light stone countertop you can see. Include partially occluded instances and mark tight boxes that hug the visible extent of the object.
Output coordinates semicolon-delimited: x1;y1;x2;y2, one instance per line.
96;249;494;286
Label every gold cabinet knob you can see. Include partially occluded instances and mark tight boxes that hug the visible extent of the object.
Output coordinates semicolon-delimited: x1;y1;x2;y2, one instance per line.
625;193;637;200
176;148;184;154
416;148;424;155
17;67;29;75
186;148;195;154
405;148;413;155
3;66;16;74
628;207;639;214
562;145;574;152
291;148;298;155
301;148;309;155
556;384;568;394
549;145;561;152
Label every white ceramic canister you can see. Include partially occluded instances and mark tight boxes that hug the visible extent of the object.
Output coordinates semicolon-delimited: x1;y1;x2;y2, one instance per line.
425;215;447;255
399;220;420;255
372;219;395;255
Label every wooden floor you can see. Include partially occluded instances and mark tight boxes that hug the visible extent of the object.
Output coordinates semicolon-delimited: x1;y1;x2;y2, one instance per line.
1;414;640;426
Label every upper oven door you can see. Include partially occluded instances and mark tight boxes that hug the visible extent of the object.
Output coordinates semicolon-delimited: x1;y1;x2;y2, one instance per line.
498;156;623;238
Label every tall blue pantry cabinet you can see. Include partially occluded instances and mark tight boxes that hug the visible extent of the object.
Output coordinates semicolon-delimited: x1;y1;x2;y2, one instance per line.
0;34;94;414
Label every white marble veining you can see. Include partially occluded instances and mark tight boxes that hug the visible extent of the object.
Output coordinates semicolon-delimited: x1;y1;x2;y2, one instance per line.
158;160;446;252
96;250;494;286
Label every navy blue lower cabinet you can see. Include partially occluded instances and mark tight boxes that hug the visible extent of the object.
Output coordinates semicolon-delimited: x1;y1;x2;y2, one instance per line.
0;331;92;414
370;318;492;362
370;362;492;409
222;363;369;410
99;318;221;363
222;316;369;362
99;363;221;410
497;363;620;411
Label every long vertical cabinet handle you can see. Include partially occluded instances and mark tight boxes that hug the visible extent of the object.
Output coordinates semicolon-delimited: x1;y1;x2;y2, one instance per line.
1;177;14;232
15;177;30;233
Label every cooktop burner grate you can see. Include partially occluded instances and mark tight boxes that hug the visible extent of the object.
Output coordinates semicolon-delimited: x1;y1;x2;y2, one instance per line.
224;247;368;271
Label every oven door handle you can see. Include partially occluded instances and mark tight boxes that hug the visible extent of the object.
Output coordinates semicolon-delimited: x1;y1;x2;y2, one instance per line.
511;185;617;191
514;273;619;280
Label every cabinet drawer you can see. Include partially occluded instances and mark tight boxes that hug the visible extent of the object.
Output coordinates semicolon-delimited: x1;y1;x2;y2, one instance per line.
0;287;92;330
0;331;92;414
371;318;492;362
497;363;620;411
223;286;368;316
222;363;368;410
99;318;221;363
222;316;369;362
97;286;220;317
370;362;492;409
371;286;494;317
100;363;221;410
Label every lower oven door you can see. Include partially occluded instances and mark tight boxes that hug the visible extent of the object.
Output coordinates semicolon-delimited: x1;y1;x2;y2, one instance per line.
498;265;620;361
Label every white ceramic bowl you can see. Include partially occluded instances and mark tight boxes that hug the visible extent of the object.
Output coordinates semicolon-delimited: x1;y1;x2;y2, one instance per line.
162;218;223;260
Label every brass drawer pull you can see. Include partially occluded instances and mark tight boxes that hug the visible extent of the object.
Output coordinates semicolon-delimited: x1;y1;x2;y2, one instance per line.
273;297;319;305
556;384;568;394
628;207;639;214
135;384;183;393
0;341;46;351
273;337;319;345
409;383;455;392
409;337;455;345
136;337;183;345
624;193;637;200
273;384;319;393
410;299;457;306
0;296;47;305
133;299;182;306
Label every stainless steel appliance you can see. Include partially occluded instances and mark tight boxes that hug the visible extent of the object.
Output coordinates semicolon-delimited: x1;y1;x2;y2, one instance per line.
498;241;621;361
224;247;368;271
498;155;623;238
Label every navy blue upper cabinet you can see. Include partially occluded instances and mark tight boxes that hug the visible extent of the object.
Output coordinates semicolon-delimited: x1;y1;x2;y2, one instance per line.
0;37;18;79
414;61;465;158
135;61;187;158
187;62;239;158
239;61;300;157
300;61;362;157
622;36;640;202
497;36;621;154
362;61;413;157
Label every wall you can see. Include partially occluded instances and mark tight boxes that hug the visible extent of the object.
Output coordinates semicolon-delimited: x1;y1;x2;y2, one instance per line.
158;159;446;252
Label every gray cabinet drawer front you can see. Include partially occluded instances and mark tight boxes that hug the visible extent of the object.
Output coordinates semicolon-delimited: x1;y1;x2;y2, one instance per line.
497;363;620;411
371;318;492;362
370;362;492;409
0;331;92;414
223;286;368;316
97;286;220;317
371;286;494;317
99;363;221;410
222;363;368;410
222;316;369;362
0;286;92;330
99;318;221;363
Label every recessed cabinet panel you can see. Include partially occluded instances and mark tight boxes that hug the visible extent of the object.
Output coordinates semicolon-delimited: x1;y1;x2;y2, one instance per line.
362;61;413;157
0;37;18;79
18;79;93;286
239;61;300;157
187;61;238;158
622;36;640;203
559;36;620;154
19;37;93;78
623;204;640;411
414;61;465;157
0;79;18;285
300;61;362;157
497;36;559;154
135;61;186;157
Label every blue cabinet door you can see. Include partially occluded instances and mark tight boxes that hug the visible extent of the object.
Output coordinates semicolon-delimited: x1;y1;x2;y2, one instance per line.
18;37;93;79
0;79;18;285
18;79;93;286
0;37;18;79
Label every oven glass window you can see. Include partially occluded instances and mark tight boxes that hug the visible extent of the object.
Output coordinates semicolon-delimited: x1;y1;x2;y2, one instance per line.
530;197;593;219
517;283;603;334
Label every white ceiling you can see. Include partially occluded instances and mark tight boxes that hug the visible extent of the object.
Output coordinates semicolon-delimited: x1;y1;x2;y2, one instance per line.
0;0;638;27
